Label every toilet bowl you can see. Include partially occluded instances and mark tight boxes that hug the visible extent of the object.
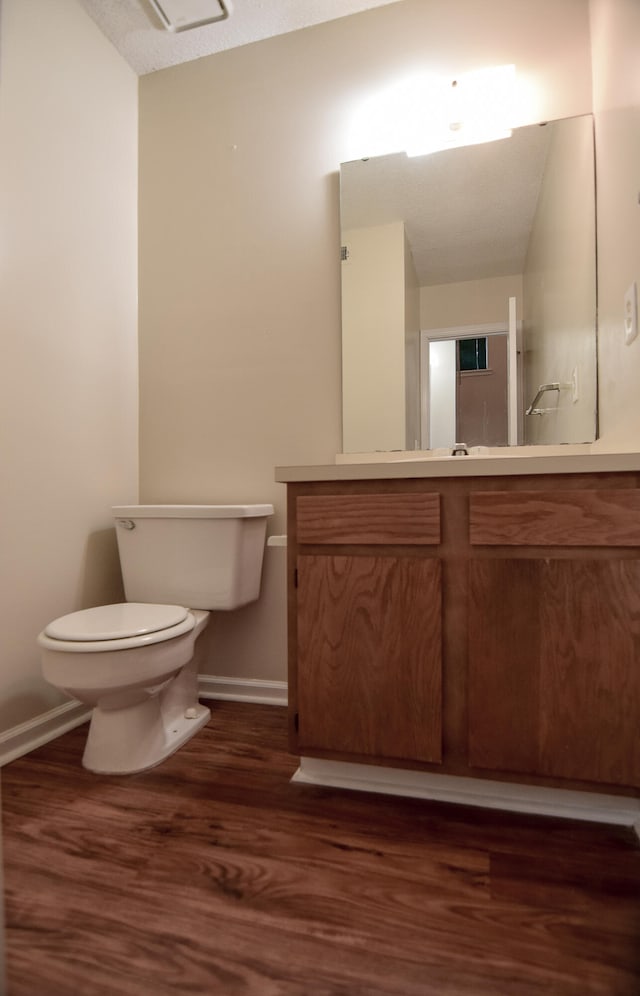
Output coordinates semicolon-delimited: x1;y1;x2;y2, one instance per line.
38;504;273;774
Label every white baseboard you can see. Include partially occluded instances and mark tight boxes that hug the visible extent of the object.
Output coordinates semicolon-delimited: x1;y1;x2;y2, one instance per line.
0;700;91;768
294;757;640;834
0;678;286;768
198;675;288;707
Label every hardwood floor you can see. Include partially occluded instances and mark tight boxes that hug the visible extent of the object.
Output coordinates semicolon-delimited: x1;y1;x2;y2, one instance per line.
2;701;639;995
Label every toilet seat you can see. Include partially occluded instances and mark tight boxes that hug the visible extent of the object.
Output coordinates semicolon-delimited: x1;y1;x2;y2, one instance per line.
38;603;195;653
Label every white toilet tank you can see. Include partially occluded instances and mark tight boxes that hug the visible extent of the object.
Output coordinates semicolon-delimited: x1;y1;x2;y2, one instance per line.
112;504;274;610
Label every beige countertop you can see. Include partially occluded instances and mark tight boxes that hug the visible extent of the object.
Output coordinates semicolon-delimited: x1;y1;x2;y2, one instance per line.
275;449;640;483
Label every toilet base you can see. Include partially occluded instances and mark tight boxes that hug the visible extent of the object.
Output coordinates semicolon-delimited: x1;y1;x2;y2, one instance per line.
82;698;211;775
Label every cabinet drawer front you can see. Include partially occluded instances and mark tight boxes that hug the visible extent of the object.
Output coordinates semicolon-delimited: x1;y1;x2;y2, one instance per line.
470;490;640;546
296;493;441;545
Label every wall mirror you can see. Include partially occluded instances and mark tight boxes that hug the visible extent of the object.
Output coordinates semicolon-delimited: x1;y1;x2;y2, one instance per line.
339;114;597;453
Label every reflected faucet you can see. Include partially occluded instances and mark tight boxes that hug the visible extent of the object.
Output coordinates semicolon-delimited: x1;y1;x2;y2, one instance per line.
451;443;468;456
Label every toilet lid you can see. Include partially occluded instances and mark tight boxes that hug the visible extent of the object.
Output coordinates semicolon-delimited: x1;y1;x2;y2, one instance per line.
44;603;190;642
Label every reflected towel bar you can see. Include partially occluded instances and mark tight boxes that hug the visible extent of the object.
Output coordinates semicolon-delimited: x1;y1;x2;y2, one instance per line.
525;382;570;416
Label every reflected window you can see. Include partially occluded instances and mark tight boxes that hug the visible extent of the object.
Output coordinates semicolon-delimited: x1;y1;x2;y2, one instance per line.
458;337;488;372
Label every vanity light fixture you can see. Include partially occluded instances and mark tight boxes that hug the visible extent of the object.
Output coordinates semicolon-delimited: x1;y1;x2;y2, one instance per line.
346;64;517;162
146;0;231;32
405;64;515;157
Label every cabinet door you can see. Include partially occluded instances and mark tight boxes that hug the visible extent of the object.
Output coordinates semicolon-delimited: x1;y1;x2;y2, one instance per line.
297;555;442;764
468;558;640;787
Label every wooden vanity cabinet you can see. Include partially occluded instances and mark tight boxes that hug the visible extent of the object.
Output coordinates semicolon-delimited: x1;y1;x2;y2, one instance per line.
467;488;640;789
296;553;442;763
287;473;640;794
291;492;443;765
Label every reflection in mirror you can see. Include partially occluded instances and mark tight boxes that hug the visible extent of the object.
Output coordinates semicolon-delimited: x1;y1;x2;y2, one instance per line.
428;332;509;448
340;115;597;453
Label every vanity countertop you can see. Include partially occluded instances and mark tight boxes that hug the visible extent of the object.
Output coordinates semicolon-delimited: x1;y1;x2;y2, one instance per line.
275;450;640;483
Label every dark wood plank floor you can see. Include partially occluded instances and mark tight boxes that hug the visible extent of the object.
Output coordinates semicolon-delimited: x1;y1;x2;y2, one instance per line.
2;701;639;995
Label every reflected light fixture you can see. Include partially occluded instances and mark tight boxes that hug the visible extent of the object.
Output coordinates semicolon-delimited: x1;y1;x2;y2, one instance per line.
147;0;231;32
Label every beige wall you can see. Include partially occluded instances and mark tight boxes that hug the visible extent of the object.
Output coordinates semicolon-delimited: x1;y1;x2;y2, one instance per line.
421;275;524;330
0;0;139;733
590;0;640;449
523;115;597;444
342;221;407;452
139;0;593;684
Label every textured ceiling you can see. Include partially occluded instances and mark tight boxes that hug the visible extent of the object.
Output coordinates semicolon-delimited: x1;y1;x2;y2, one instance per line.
80;0;404;75
341;122;554;287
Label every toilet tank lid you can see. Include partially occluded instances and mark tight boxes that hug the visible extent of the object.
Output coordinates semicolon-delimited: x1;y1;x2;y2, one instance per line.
112;504;274;519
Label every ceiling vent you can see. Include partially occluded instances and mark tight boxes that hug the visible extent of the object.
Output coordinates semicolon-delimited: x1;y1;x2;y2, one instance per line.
147;0;231;32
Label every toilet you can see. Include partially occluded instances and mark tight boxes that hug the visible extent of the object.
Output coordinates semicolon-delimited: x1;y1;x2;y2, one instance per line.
38;504;273;775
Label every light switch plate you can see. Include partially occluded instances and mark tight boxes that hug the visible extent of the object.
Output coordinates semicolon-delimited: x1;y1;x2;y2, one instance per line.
624;281;638;345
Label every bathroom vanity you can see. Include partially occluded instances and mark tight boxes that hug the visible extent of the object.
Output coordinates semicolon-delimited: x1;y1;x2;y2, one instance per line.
276;452;640;824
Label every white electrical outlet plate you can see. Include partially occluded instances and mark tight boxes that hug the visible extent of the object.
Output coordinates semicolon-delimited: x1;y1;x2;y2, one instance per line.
624;281;638;345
